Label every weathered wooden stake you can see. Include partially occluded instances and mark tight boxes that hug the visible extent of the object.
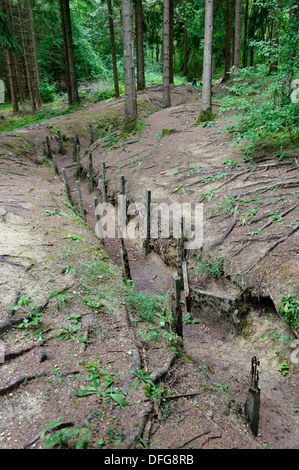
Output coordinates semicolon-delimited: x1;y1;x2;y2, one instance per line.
52;154;59;175
101;161;107;203
76;145;81;178
72;137;77;162
89;153;94;193
120;175;126;195
142;189;151;258
245;357;261;437
93;197;104;246
76;180;86;221
119;236;131;280
172;275;183;337
88;124;94;145
182;260;191;314
62;168;73;206
42;141;47;158
46;136;52;159
177;216;185;289
57;130;64;154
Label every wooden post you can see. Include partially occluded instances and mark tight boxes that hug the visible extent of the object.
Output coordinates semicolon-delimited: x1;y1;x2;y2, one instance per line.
89;153;94;193
72;137;77;162
93;197;104;246
62;168;73;206
182;260;191;315
57;130;64;154
76;180;86;221
177;216;185;289
101;161;107;203
46;136;52;159
245;356;261;437
52;154;59;175
142;189;151;258
76;145;81;178
120;175;126;195
88;124;94;145
172;275;183;337
42;141;47;158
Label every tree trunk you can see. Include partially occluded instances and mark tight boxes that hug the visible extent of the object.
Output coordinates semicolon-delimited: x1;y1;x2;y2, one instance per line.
62;0;79;105
183;20;188;76
1;0;19;113
17;0;36;110
197;0;214;122
59;0;72;104
25;0;42;107
135;0;145;91
169;0;174;84
107;0;120;98
163;0;171;108
269;0;281;74
7;0;24;104
122;0;137;127
224;0;232;80
234;0;242;70
242;0;249;68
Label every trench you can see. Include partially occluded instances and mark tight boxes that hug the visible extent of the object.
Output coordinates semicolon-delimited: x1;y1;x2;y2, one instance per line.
47;132;298;449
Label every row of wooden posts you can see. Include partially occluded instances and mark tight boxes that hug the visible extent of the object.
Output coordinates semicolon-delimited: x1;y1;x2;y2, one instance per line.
43;128;261;437
43;127;189;338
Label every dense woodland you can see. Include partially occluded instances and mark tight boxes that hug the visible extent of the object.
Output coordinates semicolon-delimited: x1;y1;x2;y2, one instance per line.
0;0;298;146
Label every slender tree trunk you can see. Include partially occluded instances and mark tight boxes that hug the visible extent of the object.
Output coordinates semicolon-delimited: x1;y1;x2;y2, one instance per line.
163;0;171;108
25;0;41;107
59;0;72;104
234;0;242;70
269;0;281;74
243;0;249;68
122;0;137;127
62;0;79;105
183;19;188;76
1;0;19;113
107;0;120;98
18;0;36;110
224;0;232;80
7;0;24;103
169;0;174;84
197;0;214;122
135;0;145;91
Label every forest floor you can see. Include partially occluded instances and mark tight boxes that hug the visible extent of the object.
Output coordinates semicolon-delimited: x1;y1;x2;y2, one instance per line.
0;83;298;451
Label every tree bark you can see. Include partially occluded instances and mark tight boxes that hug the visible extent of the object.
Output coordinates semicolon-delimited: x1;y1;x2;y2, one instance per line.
234;0;242;70
17;0;36;110
122;0;137;127
163;0;171;108
59;0;72;104
107;0;120;98
224;0;232;80
242;0;249;68
169;0;174;84
1;0;19;113
25;0;42;107
61;0;79;105
135;0;145;91
197;0;214;122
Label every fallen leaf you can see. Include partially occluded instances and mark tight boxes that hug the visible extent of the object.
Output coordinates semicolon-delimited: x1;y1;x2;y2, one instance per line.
160;171;166;175
208;365;214;374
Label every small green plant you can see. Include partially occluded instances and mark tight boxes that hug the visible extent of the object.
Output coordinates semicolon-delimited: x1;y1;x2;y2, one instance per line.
280;294;299;328
183;313;199;324
42;420;92;449
278;361;289;376
76;362;128;410
43;208;63;217
192;256;224;278
17;311;41;329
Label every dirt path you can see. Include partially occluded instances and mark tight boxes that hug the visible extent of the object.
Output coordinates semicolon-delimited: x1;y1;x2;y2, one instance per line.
0;84;298;449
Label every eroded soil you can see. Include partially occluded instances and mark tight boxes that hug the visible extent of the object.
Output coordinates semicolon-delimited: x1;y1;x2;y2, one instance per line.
0;84;298;450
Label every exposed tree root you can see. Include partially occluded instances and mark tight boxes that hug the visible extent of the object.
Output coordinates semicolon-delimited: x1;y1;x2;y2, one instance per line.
120;351;176;449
